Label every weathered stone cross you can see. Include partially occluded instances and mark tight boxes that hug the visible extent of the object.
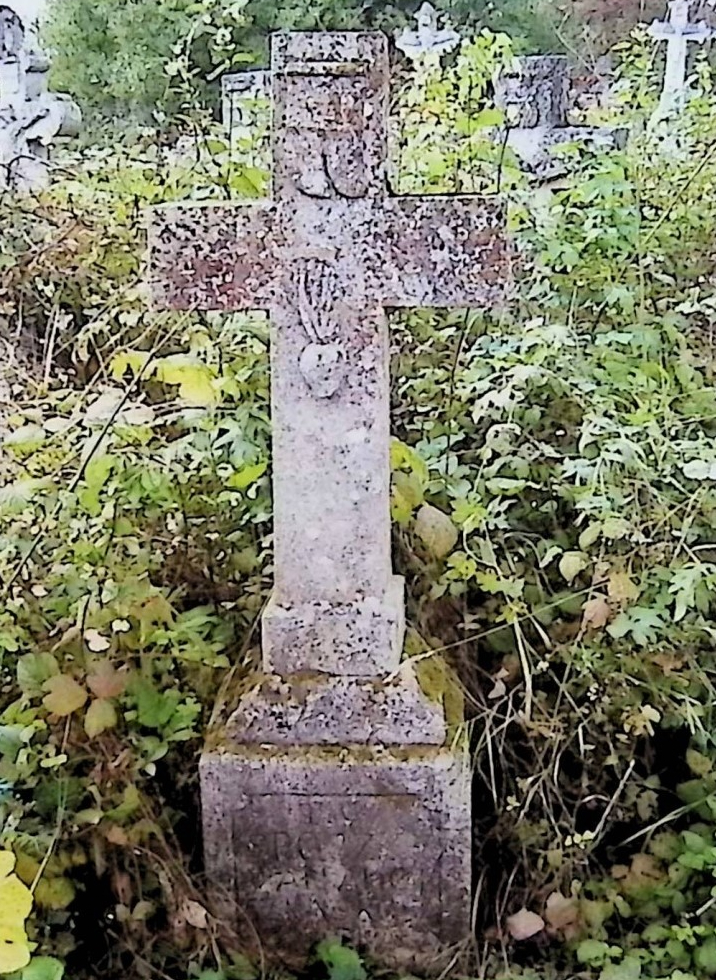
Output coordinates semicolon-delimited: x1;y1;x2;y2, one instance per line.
150;31;509;971
649;0;713;114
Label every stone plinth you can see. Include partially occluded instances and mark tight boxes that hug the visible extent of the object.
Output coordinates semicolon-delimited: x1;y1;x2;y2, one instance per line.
201;746;471;972
495;55;569;128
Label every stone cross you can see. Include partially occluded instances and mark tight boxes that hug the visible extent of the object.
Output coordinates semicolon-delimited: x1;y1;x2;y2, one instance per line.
649;0;713;114
395;2;460;59
221;69;268;137
495;55;621;182
150;32;509;970
0;4;81;191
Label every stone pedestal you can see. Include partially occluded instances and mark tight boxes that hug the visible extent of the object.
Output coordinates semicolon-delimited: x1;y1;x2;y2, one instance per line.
201;743;470;972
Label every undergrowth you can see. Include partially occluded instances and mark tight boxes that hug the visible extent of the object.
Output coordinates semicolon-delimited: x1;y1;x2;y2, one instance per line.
2;23;716;980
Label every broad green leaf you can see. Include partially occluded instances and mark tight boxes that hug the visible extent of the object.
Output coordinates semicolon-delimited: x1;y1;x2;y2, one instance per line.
21;957;65;980
315;940;366;980
227;461;267;490
559;551;589;584
17;653;59;698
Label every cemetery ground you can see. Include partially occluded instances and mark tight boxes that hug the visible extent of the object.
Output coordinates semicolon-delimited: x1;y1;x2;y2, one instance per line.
6;18;716;980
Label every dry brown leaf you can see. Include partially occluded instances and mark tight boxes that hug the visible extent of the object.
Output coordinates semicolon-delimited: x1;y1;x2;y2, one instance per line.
180;899;208;930
612;853;663;891
581;596;611;629
653;651;686;676
104;825;128;847
87;661;126;700
506;908;545;941
544;891;581;940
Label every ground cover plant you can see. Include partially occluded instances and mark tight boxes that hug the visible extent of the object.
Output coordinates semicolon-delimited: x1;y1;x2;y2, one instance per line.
3;17;716;980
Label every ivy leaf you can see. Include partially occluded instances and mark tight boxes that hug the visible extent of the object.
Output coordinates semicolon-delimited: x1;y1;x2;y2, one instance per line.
84;699;118;738
414;504;458;558
42;675;88;717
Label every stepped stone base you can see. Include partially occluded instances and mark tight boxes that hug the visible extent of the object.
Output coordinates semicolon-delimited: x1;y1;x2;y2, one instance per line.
200;745;471;972
262;576;406;676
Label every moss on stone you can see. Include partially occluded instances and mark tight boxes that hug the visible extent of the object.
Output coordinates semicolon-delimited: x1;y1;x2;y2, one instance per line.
404;628;466;737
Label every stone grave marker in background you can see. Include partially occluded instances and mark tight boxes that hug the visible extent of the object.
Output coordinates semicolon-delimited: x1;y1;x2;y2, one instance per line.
149;31;510;970
495;54;619;181
0;4;80;191
648;0;713;115
221;69;268;136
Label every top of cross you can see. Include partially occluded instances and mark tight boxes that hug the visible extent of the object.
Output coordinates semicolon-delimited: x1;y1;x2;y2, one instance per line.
0;5;23;60
394;3;460;59
648;0;713;41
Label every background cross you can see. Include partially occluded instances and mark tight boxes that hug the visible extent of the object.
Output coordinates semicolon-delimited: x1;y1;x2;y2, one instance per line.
649;0;713;114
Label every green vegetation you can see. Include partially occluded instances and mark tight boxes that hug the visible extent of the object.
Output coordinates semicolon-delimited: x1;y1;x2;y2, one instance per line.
42;0;564;137
4;11;716;980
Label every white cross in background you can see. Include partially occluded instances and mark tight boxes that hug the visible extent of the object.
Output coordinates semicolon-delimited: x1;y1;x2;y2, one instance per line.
649;0;714;113
395;2;460;59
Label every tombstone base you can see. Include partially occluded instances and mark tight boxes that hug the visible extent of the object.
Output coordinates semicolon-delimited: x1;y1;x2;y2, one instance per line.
224;664;448;746
262;575;405;676
200;745;471;972
505;126;623;180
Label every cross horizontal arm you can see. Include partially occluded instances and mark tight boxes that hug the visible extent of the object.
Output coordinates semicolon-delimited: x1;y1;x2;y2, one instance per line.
148;201;277;311
377;197;511;309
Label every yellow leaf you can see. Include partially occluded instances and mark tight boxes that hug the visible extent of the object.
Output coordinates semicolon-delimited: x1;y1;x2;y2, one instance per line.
155;358;217;407
0;851;32;974
84;699;118;738
0;922;31;974
607;569;640;607
42;675;88;717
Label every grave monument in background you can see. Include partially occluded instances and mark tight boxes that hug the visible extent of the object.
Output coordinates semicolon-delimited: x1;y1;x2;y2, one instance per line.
149;31;510;969
0;4;80;191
